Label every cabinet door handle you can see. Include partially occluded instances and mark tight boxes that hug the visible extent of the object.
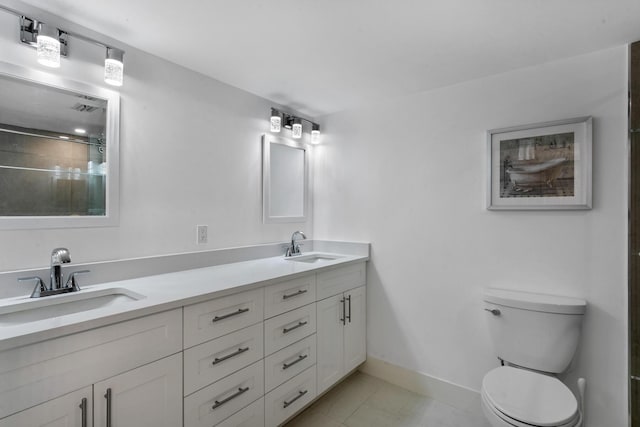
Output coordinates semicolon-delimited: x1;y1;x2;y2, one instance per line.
283;320;308;334
212;347;250;365
282;289;308;300
104;388;112;427
283;389;308;408
212;307;249;322
79;397;87;427
347;295;352;323
212;386;250;410
340;298;346;325
282;354;308;370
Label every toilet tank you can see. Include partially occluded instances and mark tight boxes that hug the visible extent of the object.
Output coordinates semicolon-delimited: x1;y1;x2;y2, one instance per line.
483;288;587;373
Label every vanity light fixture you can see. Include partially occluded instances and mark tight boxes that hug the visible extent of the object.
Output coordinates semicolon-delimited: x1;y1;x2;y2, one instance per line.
270;108;320;142
104;48;124;87
6;8;127;87
270;108;282;132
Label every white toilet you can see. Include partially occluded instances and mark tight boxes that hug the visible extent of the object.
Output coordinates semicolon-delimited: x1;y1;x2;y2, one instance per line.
481;288;587;427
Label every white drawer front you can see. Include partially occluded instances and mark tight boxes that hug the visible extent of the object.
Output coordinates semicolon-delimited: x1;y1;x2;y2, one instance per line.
0;308;182;419
316;262;366;300
184;323;264;396
264;275;316;319
265;334;316;392
216;397;264;427
264;303;316;356
264;366;316;427
184;288;264;348
184;360;264;427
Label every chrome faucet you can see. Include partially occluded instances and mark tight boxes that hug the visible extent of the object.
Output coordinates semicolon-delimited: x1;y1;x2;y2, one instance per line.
50;247;71;290
18;248;90;298
285;231;306;257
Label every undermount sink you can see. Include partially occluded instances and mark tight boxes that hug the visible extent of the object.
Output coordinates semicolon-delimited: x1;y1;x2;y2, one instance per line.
0;287;146;326
285;253;343;264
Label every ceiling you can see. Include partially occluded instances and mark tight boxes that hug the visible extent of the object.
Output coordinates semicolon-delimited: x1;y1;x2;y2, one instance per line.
19;0;640;117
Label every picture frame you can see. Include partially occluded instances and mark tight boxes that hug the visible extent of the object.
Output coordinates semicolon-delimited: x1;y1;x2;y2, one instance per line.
486;116;592;210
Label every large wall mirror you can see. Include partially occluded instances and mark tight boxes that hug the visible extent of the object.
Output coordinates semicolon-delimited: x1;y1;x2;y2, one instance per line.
0;62;120;229
262;134;308;223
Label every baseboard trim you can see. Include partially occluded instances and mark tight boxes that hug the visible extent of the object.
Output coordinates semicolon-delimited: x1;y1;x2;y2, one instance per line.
358;356;483;418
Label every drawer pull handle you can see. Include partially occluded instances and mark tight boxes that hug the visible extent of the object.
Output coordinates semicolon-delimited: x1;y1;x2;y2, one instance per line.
212;347;250;365
212;307;250;322
212;386;250;410
79;397;88;427
283;354;308;370
283;389;308;408
283;320;308;334
283;289;308;300
104;388;112;427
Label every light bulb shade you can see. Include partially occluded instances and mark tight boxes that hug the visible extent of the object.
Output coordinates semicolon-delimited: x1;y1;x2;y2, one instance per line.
270;109;281;132
36;23;60;68
292;118;303;139
105;48;124;86
311;129;320;144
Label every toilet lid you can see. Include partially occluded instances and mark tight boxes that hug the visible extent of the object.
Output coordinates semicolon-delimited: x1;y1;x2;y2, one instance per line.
482;366;578;427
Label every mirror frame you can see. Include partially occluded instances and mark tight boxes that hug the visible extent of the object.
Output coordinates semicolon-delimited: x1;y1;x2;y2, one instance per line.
262;134;309;224
0;61;120;229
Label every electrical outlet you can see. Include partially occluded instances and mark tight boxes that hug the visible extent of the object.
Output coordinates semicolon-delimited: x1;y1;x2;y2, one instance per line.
196;225;208;244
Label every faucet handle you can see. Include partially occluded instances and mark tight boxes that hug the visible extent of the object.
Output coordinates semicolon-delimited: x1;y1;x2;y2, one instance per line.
65;270;90;292
18;276;47;298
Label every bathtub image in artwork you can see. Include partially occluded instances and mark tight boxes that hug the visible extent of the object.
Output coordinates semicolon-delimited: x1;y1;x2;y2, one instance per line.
499;132;574;198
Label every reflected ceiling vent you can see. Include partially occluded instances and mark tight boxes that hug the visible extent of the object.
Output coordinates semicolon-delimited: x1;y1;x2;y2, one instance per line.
71;103;99;113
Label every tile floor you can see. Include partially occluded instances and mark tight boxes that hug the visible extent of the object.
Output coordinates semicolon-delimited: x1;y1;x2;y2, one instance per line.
284;372;492;427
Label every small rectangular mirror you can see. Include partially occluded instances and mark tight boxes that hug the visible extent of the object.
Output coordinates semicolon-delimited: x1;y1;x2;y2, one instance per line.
0;62;120;229
262;134;308;223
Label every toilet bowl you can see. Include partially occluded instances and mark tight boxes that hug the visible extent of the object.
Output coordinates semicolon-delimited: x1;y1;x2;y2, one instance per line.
481;366;580;427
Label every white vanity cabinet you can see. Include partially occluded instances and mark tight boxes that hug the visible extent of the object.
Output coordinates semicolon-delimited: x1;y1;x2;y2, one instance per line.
94;353;183;427
0;309;182;426
316;264;367;395
0;257;367;427
0;386;92;427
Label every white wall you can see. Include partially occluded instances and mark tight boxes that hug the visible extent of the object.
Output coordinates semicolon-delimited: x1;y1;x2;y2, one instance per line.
0;4;311;272
314;46;628;426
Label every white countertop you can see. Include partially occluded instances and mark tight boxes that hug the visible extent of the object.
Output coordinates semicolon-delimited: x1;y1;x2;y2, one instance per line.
0;252;368;352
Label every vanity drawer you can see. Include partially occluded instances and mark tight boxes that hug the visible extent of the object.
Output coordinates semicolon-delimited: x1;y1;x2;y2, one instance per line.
265;334;316;392
264;275;316;319
184;288;264;348
264;303;316;356
316;262;366;300
184;323;264;396
216;397;264;427
264;366;316;427
184;360;264;427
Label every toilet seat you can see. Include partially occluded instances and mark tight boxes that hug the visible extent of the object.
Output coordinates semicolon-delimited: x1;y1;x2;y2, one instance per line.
481;366;580;427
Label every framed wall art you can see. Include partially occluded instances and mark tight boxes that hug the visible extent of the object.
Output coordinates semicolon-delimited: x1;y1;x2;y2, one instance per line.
486;116;592;210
